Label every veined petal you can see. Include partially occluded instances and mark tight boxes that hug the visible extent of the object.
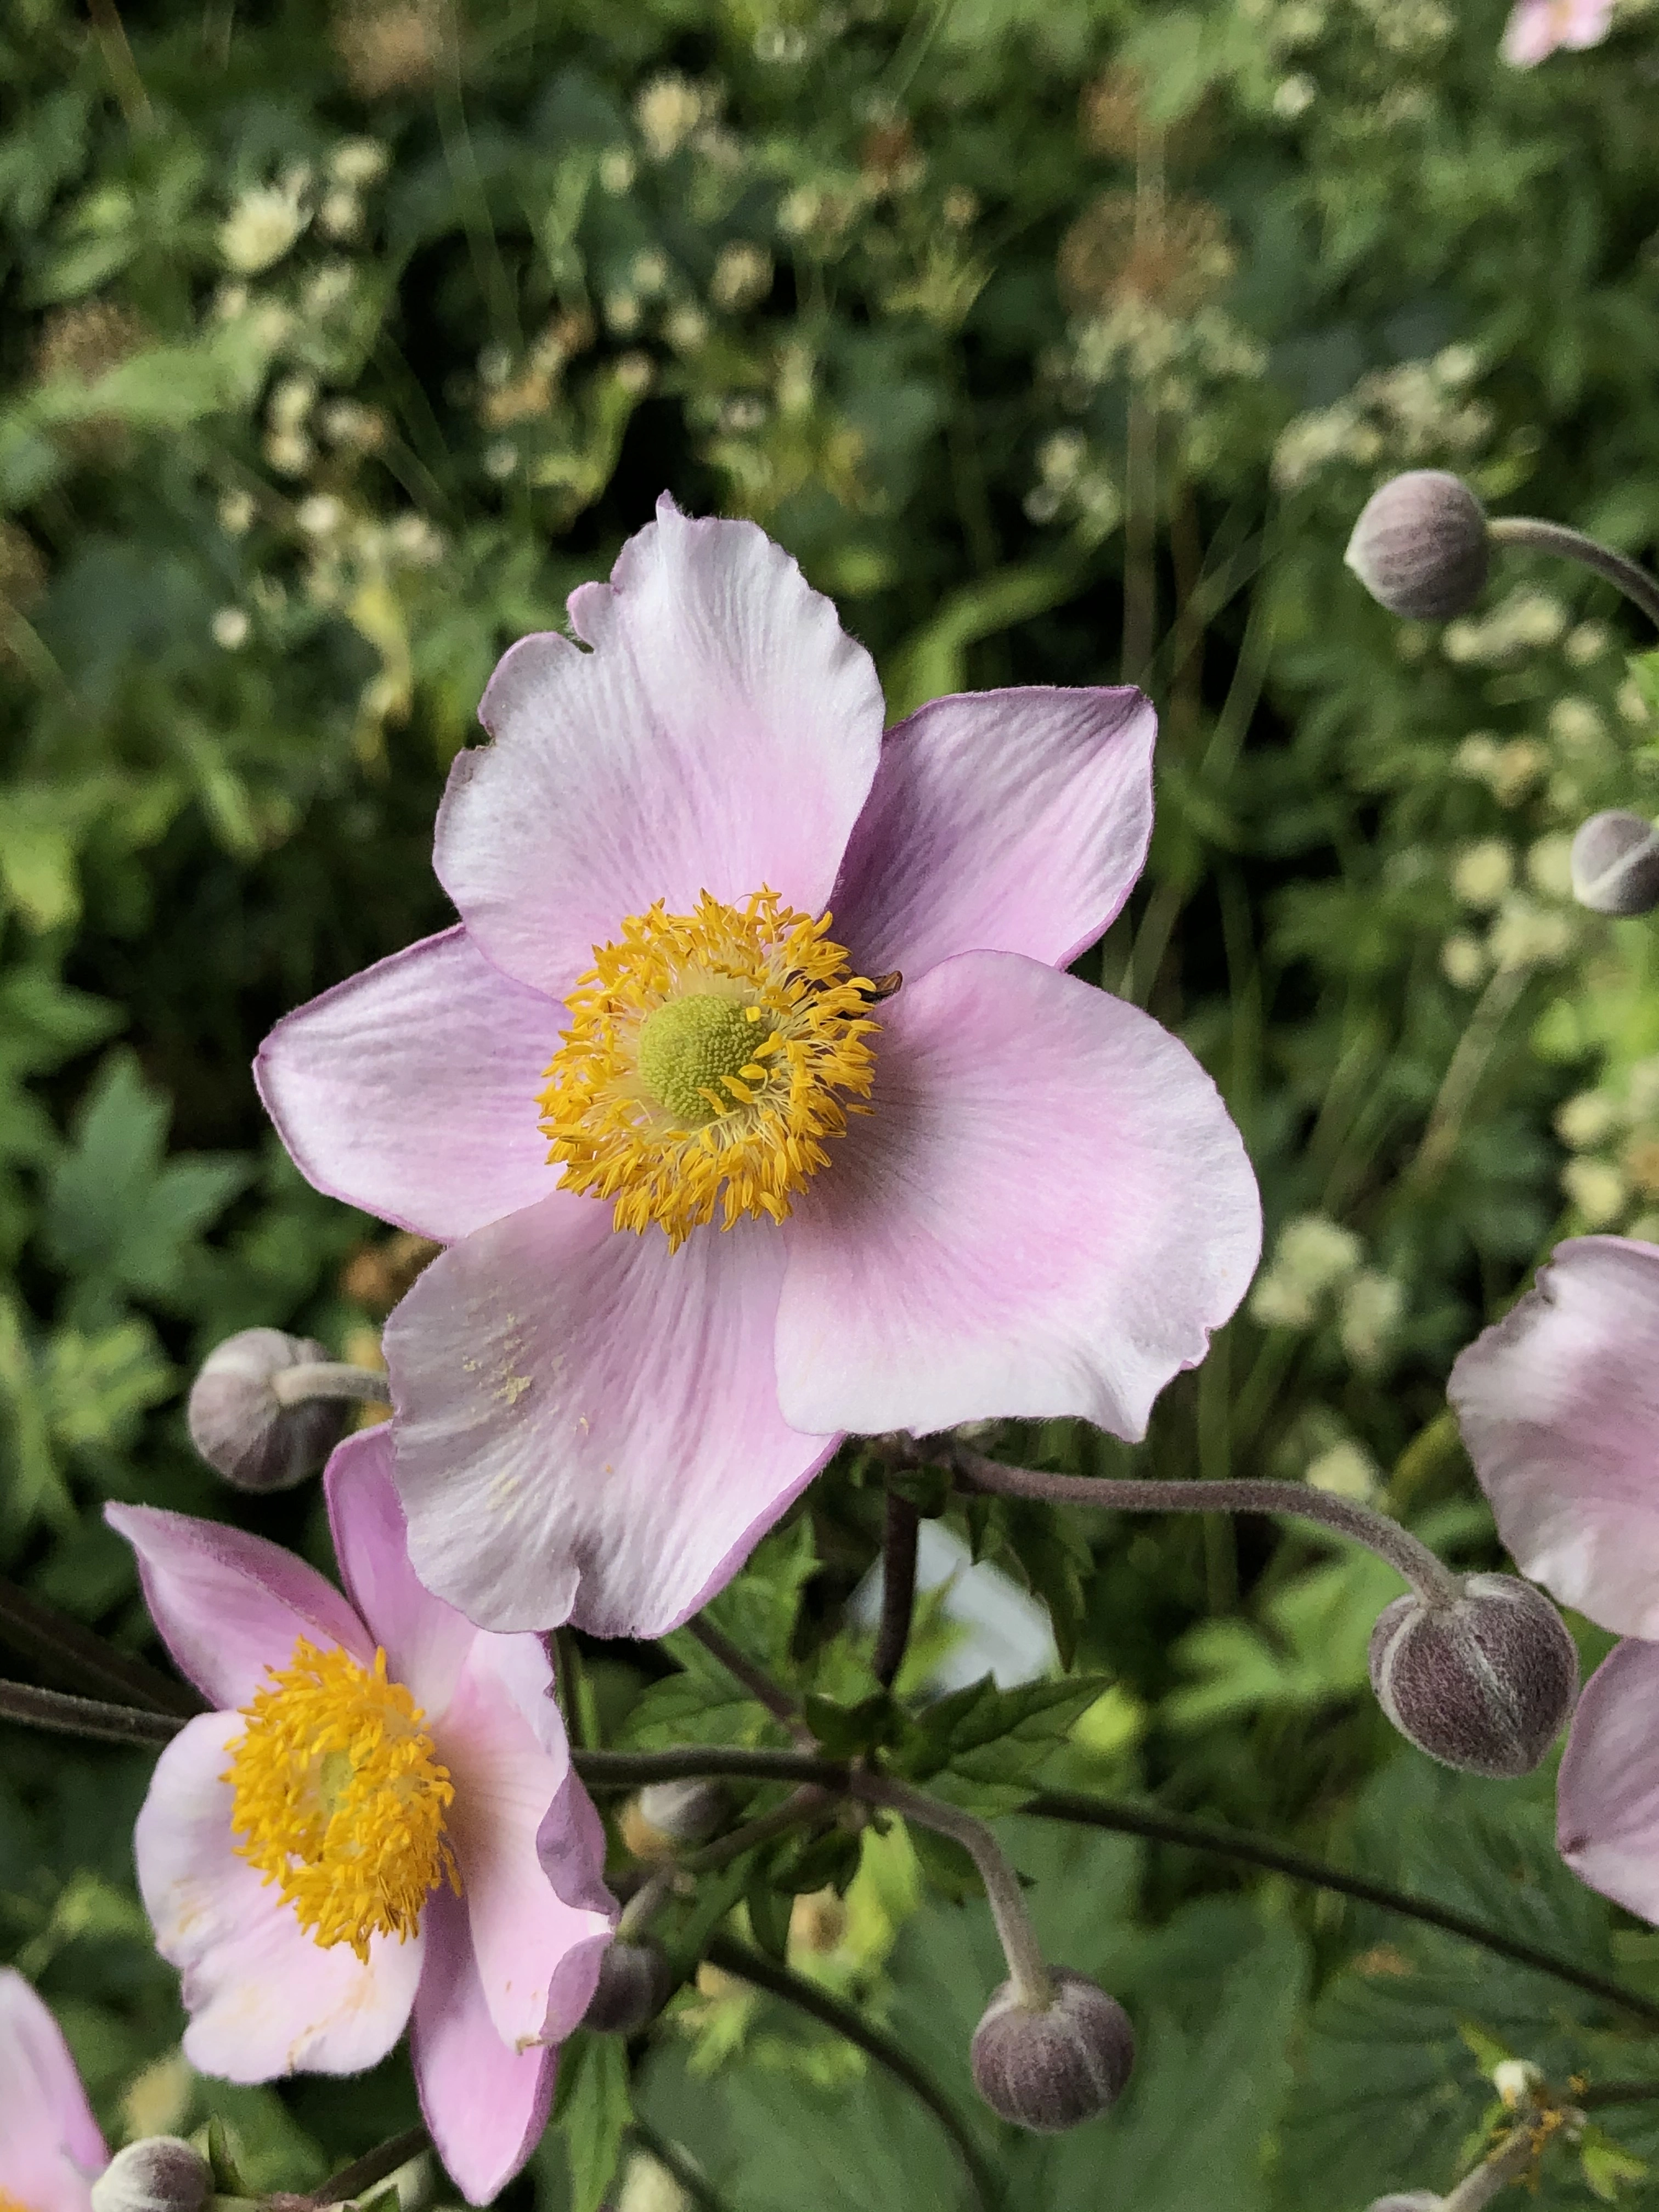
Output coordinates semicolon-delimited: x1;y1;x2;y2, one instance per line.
326;1425;478;1722
135;1712;421;2080
383;1192;837;1636
829;686;1155;979
1449;1236;1659;1638
1559;1639;1659;1923
776;951;1261;1439
106;1503;373;1710
435;1635;614;2052
413;1887;556;2208
0;1970;105;2212
436;497;884;998
256;927;561;1244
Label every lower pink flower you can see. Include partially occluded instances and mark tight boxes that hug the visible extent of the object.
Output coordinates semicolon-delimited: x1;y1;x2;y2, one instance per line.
1500;0;1614;66
106;1426;616;2206
0;1971;106;2212
1450;1235;1659;1919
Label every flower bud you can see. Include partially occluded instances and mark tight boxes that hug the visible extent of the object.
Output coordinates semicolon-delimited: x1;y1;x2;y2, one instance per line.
582;1938;672;2034
90;2138;212;2212
970;1967;1135;2132
187;1328;354;1492
1369;1573;1578;1779
637;1778;728;1844
1345;470;1490;619
1365;2197;1443;2211
1570;810;1659;917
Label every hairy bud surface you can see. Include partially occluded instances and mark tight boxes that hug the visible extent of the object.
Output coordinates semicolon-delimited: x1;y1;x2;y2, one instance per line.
1570;810;1659;917
89;2138;212;2212
1345;470;1490;619
187;1327;354;1492
636;1776;729;1845
970;1967;1135;2132
582;1938;672;2034
1369;1573;1578;1778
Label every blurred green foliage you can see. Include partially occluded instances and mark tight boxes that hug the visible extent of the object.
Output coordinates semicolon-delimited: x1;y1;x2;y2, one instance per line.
7;0;1659;2203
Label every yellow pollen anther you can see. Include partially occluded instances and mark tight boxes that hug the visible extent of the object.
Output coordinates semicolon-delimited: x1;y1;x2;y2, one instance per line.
222;1638;459;1962
537;888;879;1248
0;2194;35;2212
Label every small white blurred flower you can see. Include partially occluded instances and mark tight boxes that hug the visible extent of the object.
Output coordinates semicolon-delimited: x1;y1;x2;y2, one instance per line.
636;74;704;162
318;188;363;241
217;489;256;537
268;375;317;432
614;352;654;396
220;179;309;274
604;292;642;335
482;440;518;479
263;429;314;477
1488;896;1575;969
297;494;345;537
1548;695;1605;752
1440;933;1488;989
631;249;669;296
1556;1091;1622;1149
1452;839;1513;910
1306;1439;1381;1500
1340;1270;1405;1372
1273;74;1316;117
1566;619;1611;664
599;146;637;195
1492;2058;1544;2108
329;138;390;189
664;303;710;352
212;607;250;650
1562;1155;1627;1224
711;241;774;311
1526;833;1576;899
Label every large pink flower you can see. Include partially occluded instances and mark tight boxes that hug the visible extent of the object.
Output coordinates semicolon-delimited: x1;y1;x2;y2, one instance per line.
258;496;1260;1638
1500;0;1613;65
106;1426;615;2207
1450;1235;1659;1922
0;1970;106;2212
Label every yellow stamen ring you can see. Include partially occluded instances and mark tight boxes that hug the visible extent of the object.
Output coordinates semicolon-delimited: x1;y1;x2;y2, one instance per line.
537;888;879;1249
222;1638;460;1962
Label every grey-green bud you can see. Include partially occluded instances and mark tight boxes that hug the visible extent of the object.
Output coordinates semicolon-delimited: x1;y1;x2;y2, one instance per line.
970;1967;1135;2132
89;2138;212;2212
1345;470;1490;619
636;1778;729;1846
1369;1573;1578;1779
187;1328;354;1492
582;1938;672;2034
1570;810;1659;917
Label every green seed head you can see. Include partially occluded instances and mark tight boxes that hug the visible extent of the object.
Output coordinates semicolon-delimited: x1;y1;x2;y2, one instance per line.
637;993;768;1125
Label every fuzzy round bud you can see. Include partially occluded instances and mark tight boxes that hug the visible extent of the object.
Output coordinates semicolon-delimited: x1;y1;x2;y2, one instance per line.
186;1328;354;1492
1365;2197;1443;2211
637;1778;729;1845
1570;810;1659;917
90;2138;212;2212
970;1967;1135;2132
582;1939;673;2034
1369;1573;1578;1779
1345;470;1490;620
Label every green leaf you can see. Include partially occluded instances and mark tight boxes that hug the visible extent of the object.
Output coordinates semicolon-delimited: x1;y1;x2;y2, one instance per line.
555;2033;634;2212
803;1689;902;1758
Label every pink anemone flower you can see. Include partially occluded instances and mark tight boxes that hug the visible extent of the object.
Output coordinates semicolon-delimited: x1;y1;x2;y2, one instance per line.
1450;1235;1659;1919
258;496;1261;1639
105;1425;616;2207
1500;0;1614;66
0;1970;106;2212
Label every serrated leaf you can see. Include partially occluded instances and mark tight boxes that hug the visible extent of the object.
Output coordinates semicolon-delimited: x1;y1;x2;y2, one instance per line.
803;1689;901;1757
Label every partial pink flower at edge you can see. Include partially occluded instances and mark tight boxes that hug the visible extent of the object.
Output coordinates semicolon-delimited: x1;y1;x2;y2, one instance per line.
1501;0;1615;66
258;494;1263;1641
105;1425;616;2208
0;1970;107;2212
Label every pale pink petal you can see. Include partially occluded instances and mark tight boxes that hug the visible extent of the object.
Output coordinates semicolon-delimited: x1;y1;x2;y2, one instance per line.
776;951;1261;1439
135;1712;421;2079
1560;0;1615;46
383;1191;837;1636
256;927;561;1244
105;1504;373;1709
435;1636;614;2051
413;1886;555;2208
325;1425;478;1719
1502;0;1559;62
1448;1236;1659;1639
828;686;1155;979
0;1970;105;2211
1558;1639;1659;1923
435;496;884;998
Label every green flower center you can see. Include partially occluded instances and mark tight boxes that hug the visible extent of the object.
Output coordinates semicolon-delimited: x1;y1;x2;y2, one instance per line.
636;993;772;1126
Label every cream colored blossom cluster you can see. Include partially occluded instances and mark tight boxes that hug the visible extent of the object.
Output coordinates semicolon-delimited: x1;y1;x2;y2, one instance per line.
1249;1213;1406;1373
1273;348;1493;494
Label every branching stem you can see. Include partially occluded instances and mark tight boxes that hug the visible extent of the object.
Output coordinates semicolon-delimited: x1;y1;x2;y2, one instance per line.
298;2125;429;2207
684;1617;809;1737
